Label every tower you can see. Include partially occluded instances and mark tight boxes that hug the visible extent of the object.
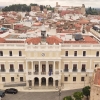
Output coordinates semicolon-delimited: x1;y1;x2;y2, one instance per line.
81;4;86;15
41;24;46;42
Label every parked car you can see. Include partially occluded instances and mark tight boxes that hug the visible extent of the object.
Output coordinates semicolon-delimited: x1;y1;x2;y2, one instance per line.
0;90;5;97
5;88;18;94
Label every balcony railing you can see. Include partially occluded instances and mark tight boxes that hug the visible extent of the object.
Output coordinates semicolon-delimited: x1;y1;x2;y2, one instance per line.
55;71;59;74
18;69;24;72
64;69;69;72
0;69;5;72
81;69;86;72
28;72;32;75
9;69;14;72
73;69;77;72
41;72;46;75
48;72;53;75
34;72;39;75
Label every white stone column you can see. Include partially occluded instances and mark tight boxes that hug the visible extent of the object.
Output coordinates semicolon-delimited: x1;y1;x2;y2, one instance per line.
53;61;55;75
46;61;48;75
39;61;41;75
53;80;55;87
26;61;28;75
59;61;61;74
32;80;34;87
46;78;48;86
31;61;33;75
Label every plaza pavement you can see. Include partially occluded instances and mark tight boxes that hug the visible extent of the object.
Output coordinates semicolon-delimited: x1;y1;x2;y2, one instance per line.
3;89;82;100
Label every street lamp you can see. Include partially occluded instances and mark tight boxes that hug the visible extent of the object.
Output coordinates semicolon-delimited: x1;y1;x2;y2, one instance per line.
56;83;63;100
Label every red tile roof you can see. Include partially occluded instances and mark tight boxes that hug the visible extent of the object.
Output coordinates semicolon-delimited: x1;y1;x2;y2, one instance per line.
25;37;41;44
25;36;63;44
0;38;6;43
46;36;63;44
78;19;89;24
64;36;98;44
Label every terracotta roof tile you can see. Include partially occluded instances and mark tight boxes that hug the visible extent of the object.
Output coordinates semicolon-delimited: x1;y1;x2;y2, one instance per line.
25;37;41;44
46;36;63;44
0;38;6;43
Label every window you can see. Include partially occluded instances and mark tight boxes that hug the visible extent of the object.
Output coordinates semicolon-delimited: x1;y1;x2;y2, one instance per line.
11;77;14;82
65;51;68;56
73;64;77;72
19;64;23;72
0;51;3;56
19;51;22;56
95;64;98;67
83;51;86;56
20;77;23;82
35;64;39;72
1;64;5;72
64;64;68;71
96;51;99;57
74;51;77;56
2;77;5;82
42;64;46;72
73;77;76;81
10;64;14;72
9;51;12;56
81;77;84;81
64;77;68;81
81;64;86;72
49;64;53;72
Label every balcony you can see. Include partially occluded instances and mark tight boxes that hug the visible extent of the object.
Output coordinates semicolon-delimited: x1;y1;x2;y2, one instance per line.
81;69;86;72
48;72;53;75
18;69;24;72
9;69;14;72
73;69;77;72
64;69;69;72
28;72;32;75
0;69;5;72
55;71;59;74
34;72;39;75
41;72;46;75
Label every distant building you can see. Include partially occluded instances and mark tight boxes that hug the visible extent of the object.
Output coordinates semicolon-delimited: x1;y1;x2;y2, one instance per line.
90;66;100;100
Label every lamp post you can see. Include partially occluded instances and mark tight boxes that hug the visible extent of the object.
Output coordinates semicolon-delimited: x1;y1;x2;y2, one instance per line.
56;83;63;100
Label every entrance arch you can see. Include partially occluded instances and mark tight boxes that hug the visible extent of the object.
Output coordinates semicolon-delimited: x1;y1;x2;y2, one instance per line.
34;77;39;86
41;77;46;86
48;77;53;86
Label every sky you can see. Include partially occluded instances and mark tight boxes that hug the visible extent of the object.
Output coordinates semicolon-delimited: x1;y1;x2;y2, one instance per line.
0;0;99;8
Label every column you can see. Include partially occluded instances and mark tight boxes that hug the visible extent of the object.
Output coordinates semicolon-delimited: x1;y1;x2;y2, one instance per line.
26;61;28;75
53;61;55;75
39;61;41;75
53;80;55;87
59;61;61;74
31;61;33;75
46;78;48;86
32;80;34;87
46;61;48;75
39;78;41;86
26;80;29;87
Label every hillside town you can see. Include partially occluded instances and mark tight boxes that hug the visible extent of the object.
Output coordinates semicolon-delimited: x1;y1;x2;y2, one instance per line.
0;2;100;100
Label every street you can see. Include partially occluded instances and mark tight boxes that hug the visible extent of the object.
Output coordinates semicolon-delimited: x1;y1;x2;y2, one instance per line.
3;89;82;100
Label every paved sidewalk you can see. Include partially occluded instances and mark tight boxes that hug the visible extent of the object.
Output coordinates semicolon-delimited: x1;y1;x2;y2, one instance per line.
4;86;83;92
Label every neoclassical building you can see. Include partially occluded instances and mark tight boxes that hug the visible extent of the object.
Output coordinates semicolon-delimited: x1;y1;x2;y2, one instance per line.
0;28;100;90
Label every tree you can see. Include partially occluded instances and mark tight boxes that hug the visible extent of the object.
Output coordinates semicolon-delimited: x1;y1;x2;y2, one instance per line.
82;86;90;100
63;96;74;100
73;92;83;100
